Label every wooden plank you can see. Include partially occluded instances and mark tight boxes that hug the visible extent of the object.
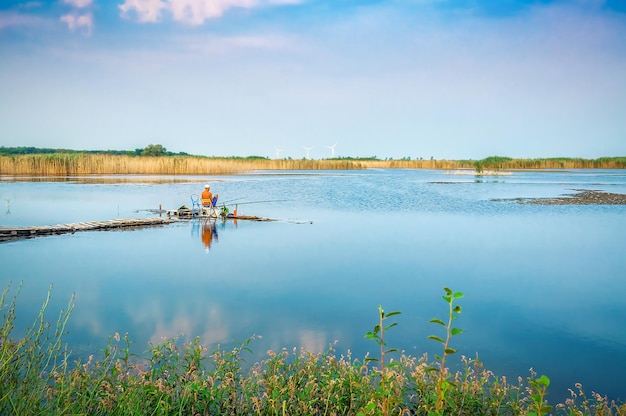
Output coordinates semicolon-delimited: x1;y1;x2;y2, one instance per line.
0;218;176;242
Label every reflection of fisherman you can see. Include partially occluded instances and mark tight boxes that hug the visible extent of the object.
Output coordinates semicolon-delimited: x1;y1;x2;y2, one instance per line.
201;220;218;252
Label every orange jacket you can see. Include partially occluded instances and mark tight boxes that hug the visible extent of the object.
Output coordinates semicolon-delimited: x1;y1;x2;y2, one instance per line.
201;189;213;205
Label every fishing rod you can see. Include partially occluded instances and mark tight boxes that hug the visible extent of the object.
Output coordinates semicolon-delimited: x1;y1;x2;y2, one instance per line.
225;199;290;206
218;197;248;204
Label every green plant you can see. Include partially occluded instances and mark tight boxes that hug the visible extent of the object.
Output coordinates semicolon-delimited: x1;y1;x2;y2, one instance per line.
427;287;464;415
364;305;401;375
0;282;74;415
361;305;402;416
527;374;553;416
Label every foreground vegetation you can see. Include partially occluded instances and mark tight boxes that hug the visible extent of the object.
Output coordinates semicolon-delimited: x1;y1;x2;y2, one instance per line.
1;284;623;415
1;146;624;175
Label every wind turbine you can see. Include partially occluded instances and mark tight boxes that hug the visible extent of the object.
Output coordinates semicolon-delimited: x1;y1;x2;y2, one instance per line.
303;146;313;159
326;143;337;158
275;147;283;159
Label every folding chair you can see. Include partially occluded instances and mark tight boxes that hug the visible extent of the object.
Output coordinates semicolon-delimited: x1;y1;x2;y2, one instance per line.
201;196;218;217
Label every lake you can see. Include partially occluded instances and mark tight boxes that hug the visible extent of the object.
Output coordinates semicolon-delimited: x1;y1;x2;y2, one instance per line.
1;168;625;404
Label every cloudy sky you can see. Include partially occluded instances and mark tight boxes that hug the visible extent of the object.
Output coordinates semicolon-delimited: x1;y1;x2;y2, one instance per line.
1;0;625;160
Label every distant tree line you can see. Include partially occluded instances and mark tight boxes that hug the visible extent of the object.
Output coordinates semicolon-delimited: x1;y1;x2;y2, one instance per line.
1;147;624;168
0;145;189;157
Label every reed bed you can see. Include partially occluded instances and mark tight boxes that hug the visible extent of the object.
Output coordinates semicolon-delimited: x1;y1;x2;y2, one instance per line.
0;154;364;176
1;283;624;416
1;154;624;176
359;159;475;170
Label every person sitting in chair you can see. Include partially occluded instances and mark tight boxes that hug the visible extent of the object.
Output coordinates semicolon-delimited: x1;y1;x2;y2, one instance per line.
201;184;213;206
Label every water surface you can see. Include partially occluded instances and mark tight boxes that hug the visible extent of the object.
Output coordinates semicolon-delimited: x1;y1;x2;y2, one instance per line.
1;169;625;403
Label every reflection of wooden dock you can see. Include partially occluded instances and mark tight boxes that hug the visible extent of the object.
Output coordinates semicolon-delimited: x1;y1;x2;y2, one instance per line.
0;218;175;242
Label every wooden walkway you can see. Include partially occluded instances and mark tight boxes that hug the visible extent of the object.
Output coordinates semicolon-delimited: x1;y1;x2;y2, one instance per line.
0;217;176;242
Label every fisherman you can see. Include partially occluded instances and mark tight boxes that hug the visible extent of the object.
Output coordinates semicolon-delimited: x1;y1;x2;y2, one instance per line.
201;184;213;206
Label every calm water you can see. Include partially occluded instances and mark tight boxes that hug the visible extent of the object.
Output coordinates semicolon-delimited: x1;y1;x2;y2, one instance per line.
1;169;625;403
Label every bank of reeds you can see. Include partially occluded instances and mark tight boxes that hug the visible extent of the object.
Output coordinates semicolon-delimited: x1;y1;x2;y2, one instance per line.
1;283;624;416
470;156;626;171
0;154;365;176
1;154;624;176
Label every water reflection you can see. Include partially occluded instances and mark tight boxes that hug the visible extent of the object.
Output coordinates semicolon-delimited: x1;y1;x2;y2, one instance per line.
190;218;224;252
200;219;218;252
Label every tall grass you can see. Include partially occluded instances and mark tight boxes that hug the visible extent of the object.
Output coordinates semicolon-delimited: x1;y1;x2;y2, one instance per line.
1;154;624;176
0;154;365;176
1;283;624;415
472;156;626;170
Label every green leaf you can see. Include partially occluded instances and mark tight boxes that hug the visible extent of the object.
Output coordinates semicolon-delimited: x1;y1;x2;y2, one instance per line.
444;287;452;295
365;332;377;339
444;347;457;354
385;311;402;317
427;335;444;343
365;357;379;363
536;375;551;387
453;292;464;298
365;402;376;411
429;318;446;326
541;405;553;412
531;393;541;403
425;366;439;373
442;295;451;303
385;348;399;354
388;361;400;368
451;328;464;336
453;305;462;313
383;322;398;331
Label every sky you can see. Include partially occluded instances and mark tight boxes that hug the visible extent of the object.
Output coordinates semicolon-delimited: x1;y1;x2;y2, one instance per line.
1;0;625;160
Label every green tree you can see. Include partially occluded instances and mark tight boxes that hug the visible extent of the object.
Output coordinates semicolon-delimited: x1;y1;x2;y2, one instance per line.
141;144;167;156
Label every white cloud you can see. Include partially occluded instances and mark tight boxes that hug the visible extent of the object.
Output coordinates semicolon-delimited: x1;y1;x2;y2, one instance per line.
61;0;94;34
119;0;168;23
169;0;256;25
63;0;93;8
60;12;93;34
119;0;303;25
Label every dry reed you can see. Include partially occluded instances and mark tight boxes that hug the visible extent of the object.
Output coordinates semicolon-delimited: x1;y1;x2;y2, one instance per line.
0;154;365;176
1;154;624;176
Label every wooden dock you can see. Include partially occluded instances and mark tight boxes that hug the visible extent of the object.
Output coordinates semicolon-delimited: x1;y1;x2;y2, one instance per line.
0;217;176;242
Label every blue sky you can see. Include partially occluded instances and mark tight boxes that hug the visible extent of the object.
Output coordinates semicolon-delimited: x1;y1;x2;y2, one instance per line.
1;0;625;160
